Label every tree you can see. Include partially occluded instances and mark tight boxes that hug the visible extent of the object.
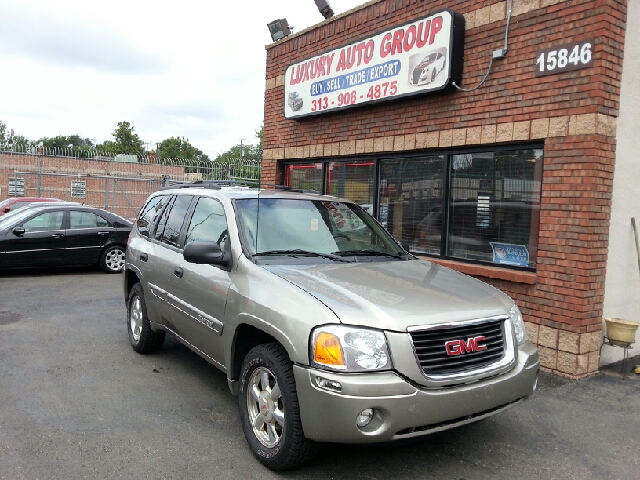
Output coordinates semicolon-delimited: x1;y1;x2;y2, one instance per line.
213;125;263;163
99;121;144;156
157;137;198;162
0;120;29;150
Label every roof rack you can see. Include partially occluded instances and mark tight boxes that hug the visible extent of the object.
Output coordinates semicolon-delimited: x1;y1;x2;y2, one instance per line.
260;183;321;194
159;180;240;191
159;180;321;195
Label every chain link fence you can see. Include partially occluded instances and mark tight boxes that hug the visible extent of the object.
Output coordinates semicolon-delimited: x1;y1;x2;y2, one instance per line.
0;149;261;219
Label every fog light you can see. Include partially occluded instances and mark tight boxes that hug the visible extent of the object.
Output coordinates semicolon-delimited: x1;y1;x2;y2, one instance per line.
356;408;374;428
315;376;342;392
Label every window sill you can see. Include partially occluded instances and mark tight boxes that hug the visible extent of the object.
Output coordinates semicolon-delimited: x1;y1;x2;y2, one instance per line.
417;256;537;285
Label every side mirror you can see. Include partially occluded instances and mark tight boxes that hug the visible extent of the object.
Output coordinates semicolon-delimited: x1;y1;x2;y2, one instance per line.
3;207;10;213
183;241;231;267
12;227;26;236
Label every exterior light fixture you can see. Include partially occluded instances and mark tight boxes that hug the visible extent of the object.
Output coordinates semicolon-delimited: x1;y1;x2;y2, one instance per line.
267;18;291;42
314;0;334;19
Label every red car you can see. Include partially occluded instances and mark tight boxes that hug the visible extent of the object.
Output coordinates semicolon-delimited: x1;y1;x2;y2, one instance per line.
0;197;62;216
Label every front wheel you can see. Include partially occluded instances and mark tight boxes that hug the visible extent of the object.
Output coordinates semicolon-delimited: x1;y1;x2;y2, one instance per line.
238;342;319;470
100;244;126;273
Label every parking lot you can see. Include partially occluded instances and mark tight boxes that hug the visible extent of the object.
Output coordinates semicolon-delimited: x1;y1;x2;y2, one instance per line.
1;269;639;480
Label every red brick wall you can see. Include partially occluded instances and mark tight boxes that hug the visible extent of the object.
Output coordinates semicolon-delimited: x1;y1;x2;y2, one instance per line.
262;0;628;377
0;153;184;219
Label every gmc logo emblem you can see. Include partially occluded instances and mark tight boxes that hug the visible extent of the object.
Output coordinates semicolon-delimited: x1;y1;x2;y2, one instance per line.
445;336;487;356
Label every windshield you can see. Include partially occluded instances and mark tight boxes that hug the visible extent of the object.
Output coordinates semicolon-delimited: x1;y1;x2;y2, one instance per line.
235;198;405;259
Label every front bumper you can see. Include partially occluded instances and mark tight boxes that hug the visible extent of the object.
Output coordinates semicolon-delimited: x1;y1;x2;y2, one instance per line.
293;341;539;443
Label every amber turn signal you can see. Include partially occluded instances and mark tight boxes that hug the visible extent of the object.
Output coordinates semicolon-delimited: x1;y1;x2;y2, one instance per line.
314;332;345;366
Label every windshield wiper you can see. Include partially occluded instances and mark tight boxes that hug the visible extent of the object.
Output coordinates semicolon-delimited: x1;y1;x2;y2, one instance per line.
332;249;404;259
254;249;353;262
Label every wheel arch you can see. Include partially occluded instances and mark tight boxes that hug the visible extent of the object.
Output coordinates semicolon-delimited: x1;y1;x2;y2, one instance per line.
227;318;304;395
124;268;141;302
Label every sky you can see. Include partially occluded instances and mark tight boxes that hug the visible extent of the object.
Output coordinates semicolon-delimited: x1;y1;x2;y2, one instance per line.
0;0;366;157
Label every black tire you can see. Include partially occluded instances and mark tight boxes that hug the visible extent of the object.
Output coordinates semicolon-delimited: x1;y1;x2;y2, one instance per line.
100;244;126;273
431;67;437;83
127;283;165;354
238;342;319;471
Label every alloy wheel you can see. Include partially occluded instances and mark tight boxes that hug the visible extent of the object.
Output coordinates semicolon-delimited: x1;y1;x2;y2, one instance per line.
246;367;284;448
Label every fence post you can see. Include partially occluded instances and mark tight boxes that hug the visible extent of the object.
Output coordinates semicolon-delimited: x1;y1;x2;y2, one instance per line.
105;177;109;210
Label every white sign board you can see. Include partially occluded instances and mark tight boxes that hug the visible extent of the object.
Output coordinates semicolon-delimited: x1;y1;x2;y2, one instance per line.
284;9;464;119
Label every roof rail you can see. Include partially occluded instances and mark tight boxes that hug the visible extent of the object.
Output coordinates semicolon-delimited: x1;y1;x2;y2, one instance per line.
159;180;321;194
159;180;240;191
259;183;322;194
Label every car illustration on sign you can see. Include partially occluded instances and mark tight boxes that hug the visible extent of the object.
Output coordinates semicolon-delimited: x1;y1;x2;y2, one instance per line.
409;50;447;86
288;92;303;111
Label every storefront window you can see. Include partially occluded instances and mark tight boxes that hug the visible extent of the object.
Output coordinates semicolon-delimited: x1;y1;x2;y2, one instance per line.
379;156;445;255
447;149;542;267
283;146;542;270
285;163;323;192
327;161;375;212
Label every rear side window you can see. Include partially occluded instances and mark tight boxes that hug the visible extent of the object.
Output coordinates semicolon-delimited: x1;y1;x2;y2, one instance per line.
157;195;193;247
137;195;170;238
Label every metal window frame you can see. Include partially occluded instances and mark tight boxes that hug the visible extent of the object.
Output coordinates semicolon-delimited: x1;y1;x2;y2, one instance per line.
282;142;543;271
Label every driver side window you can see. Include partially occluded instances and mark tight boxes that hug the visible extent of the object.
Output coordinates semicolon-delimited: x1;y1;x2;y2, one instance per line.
185;197;229;247
23;211;64;232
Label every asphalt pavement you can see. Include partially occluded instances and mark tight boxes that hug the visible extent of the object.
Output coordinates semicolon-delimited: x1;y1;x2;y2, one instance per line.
0;268;638;480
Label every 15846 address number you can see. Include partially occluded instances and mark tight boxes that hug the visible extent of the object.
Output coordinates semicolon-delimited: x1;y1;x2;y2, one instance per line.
535;39;594;77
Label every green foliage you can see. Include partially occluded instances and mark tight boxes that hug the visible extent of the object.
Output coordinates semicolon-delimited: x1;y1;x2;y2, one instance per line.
157;137;198;161
99;121;144;156
38;135;94;149
0;120;29;149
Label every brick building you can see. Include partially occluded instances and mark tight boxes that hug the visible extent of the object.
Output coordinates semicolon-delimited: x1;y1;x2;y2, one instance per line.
261;0;639;377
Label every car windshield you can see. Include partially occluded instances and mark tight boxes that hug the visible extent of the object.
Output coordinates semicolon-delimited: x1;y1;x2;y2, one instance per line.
234;198;405;259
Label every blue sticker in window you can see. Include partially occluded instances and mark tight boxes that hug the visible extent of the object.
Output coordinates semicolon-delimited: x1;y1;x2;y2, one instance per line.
490;243;529;267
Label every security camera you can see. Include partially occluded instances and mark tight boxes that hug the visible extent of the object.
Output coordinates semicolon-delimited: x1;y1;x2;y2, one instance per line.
314;0;334;19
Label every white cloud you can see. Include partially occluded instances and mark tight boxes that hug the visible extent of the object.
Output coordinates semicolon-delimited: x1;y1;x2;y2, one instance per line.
0;0;366;156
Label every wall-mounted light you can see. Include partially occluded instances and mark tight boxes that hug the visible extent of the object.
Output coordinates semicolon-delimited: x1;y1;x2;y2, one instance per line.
314;0;334;19
267;18;292;42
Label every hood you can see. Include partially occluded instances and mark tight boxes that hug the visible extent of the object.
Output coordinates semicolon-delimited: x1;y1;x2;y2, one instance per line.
263;260;513;332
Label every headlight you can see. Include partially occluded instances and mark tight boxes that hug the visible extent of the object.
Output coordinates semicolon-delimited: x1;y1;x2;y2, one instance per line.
310;325;392;372
509;304;527;345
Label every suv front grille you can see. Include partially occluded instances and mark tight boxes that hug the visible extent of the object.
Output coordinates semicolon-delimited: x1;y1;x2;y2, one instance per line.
409;318;505;377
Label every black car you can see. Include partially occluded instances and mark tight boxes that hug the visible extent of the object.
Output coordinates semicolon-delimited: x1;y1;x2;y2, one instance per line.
0;204;132;273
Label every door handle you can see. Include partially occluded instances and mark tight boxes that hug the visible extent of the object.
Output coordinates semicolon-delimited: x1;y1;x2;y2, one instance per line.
51;233;64;238
140;253;148;262
174;267;184;278
97;231;110;235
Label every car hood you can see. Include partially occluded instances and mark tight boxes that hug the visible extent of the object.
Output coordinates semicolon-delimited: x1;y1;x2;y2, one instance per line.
263;260;513;332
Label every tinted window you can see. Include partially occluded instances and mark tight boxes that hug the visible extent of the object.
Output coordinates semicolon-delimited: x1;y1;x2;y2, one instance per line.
8;201;32;211
22;211;64;232
186;197;228;246
158;195;193;247
137;195;170;238
70;211;110;229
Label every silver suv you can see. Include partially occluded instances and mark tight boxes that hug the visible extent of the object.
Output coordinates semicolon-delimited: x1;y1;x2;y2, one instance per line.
124;183;539;470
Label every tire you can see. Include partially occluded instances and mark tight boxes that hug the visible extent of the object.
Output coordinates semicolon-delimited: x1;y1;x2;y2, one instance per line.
238;342;319;471
431;67;437;83
100;244;126;273
127;283;165;354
